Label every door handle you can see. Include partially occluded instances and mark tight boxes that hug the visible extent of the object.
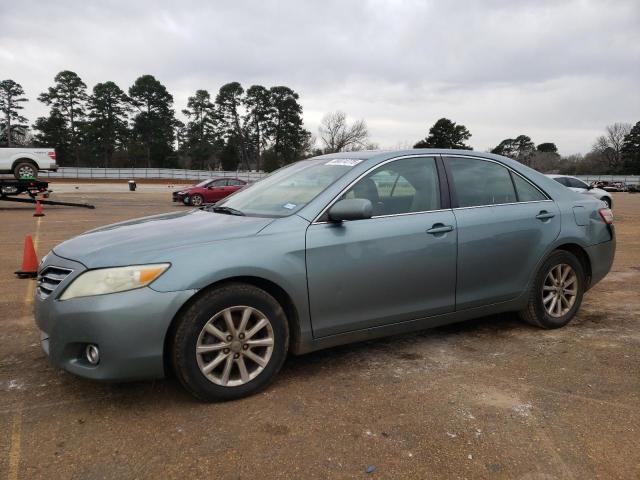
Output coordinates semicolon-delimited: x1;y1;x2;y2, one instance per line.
535;211;555;221
426;224;454;235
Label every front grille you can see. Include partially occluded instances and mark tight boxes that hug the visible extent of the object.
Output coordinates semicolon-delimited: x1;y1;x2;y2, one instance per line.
38;266;73;298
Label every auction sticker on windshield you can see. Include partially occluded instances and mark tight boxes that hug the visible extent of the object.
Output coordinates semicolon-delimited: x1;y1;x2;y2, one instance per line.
325;159;363;167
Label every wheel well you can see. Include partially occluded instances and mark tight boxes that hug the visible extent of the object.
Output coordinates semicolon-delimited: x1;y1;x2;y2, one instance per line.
12;158;38;169
162;276;301;376
555;244;592;286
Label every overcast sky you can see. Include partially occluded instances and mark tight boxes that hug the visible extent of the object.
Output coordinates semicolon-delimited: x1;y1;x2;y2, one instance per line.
1;0;639;155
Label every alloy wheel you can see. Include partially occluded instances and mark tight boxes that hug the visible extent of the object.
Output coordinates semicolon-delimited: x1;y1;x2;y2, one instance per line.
18;165;36;177
542;263;578;318
191;195;203;206
195;306;274;387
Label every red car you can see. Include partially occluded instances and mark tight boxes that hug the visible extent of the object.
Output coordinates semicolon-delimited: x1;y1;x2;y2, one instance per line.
172;178;247;206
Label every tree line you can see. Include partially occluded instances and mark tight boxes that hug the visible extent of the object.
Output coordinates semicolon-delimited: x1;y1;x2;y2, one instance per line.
412;117;640;175
1;74;638;174
0;73;311;172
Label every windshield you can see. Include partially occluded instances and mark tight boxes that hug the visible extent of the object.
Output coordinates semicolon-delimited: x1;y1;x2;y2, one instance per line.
217;158;363;217
195;179;213;188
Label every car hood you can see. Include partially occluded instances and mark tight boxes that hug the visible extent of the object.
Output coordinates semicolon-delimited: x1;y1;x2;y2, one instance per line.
53;209;274;268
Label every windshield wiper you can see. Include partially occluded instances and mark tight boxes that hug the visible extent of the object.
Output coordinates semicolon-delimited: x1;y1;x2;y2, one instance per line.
211;206;245;216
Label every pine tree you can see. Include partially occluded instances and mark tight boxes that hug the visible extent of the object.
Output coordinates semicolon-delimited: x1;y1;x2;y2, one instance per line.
0;79;29;147
32;109;71;163
128;75;176;167
85;81;131;167
244;85;274;170
267;86;309;169
182;89;219;169
414;118;472;150
621;121;640;173
38;71;88;165
216;82;248;170
491;135;536;164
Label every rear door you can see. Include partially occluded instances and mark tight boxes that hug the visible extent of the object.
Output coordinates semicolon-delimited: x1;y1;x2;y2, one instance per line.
305;156;457;337
444;156;560;310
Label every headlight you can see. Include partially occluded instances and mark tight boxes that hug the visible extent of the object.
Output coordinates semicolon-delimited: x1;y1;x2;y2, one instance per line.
59;263;170;300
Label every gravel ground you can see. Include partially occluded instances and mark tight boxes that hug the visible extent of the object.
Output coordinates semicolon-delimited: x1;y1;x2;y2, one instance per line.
0;188;638;479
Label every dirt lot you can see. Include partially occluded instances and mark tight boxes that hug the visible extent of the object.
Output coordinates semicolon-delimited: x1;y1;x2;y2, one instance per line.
0;188;638;479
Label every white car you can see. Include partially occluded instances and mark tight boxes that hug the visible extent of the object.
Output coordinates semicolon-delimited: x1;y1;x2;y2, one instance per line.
547;175;613;208
0;148;57;178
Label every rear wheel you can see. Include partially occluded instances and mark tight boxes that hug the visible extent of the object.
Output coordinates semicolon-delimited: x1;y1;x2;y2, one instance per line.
190;194;204;206
171;283;289;401
13;161;37;179
519;250;585;329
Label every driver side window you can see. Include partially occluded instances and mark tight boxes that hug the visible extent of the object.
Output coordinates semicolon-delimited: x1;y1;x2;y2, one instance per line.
343;157;441;216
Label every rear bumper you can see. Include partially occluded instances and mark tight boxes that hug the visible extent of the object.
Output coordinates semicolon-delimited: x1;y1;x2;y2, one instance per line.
585;230;616;289
34;266;195;381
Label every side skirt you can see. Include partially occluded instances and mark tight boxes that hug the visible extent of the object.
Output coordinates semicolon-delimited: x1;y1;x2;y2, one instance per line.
293;293;529;355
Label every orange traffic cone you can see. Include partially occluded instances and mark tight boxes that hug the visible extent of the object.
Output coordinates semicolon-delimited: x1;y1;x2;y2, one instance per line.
15;235;39;278
33;200;45;217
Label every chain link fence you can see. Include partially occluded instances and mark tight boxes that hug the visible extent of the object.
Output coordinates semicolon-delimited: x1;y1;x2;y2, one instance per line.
31;168;640;186
38;167;266;182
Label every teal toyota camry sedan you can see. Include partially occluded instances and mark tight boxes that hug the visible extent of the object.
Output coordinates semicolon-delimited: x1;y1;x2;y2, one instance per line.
34;150;615;401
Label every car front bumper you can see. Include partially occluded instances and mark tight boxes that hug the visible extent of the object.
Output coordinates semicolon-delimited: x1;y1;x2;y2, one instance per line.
172;192;190;203
34;253;195;381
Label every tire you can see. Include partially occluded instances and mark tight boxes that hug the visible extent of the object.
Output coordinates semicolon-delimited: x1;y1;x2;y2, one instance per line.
190;194;204;206
518;250;585;329
602;197;612;209
171;283;289;401
13;161;38;179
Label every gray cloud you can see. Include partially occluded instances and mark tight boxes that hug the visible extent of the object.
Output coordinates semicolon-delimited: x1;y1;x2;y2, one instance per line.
1;0;638;154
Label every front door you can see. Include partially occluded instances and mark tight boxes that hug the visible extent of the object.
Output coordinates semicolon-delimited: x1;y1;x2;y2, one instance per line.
206;179;228;202
305;156;457;338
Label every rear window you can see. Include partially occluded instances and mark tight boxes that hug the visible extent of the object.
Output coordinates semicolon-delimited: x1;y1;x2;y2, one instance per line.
447;158;516;207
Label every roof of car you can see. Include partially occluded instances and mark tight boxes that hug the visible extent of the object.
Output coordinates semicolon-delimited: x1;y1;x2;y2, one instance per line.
546;174;579;180
310;149;540;171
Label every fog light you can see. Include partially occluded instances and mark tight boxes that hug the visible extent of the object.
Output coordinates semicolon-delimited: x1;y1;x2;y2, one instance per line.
85;344;100;365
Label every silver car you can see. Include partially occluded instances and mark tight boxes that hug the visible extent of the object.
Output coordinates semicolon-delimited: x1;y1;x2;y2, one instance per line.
547;175;613;208
35;150;616;401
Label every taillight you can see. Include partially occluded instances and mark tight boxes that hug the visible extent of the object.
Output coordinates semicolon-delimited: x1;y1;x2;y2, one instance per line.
598;208;614;225
47;151;56;160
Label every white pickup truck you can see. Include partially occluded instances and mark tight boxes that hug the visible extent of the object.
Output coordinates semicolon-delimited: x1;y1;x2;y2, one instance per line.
0;148;57;178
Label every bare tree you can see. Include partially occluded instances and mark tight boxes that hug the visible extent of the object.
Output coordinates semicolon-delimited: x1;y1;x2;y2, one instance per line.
319;111;369;153
592;123;632;172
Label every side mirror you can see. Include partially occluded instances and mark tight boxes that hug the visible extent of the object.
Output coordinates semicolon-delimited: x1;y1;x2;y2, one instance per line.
587;185;594;190
328;198;373;222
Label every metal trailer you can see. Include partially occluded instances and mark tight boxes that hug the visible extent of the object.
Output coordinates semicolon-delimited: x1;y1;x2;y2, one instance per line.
0;178;95;209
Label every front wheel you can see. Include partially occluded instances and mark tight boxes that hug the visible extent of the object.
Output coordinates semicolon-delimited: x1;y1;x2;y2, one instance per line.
171;283;289;401
602;197;612;209
190;194;204;206
518;250;585;329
